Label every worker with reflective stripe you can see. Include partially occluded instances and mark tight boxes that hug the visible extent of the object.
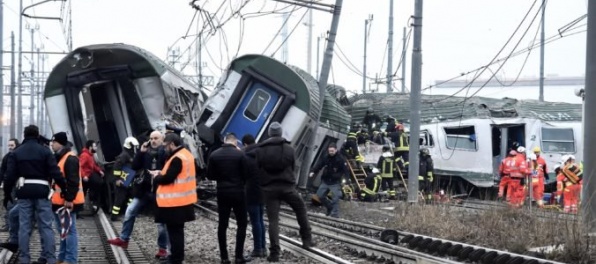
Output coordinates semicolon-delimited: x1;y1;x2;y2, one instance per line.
50;132;83;264
418;148;434;202
533;147;549;180
557;155;582;213
150;133;196;264
498;150;516;201
341;132;364;165
391;124;409;162
3;126;67;264
507;147;529;208
110;137;138;221
360;168;382;202
528;153;546;208
376;146;396;198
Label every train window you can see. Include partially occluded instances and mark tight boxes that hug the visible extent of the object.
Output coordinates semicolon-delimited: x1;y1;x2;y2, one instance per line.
444;126;477;151
244;88;271;121
420;130;434;147
541;127;575;153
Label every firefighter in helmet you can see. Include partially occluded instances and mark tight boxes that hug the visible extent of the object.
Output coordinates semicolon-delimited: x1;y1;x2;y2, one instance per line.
376;146;396;198
110;137;139;221
419;148;434;202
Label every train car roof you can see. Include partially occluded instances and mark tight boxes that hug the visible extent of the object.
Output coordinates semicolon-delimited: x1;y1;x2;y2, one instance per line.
346;93;582;124
45;43;196;98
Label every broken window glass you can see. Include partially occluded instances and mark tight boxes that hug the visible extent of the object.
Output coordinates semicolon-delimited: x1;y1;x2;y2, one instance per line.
244;88;271;121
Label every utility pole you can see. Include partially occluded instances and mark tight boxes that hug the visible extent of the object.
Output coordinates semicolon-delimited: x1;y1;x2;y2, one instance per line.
41;52;46;135
407;0;423;203
386;0;394;93
28;25;36;125
402;27;407;93
538;0;546;102
37;47;41;127
583;0;596;235
363;15;372;94
316;35;321;80
299;0;343;188
281;12;290;63
9;31;15;140
306;9;313;75
0;0;4;155
17;0;23;140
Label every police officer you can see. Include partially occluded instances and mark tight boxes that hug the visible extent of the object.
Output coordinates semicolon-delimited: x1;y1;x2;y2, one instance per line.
50;132;84;264
419;148;434;202
110;137;139;221
3;125;67;264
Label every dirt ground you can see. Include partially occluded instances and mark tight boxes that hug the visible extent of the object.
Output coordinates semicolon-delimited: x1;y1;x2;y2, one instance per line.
308;199;594;263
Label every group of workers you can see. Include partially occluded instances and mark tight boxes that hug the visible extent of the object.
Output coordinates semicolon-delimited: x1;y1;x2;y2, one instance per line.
498;145;583;213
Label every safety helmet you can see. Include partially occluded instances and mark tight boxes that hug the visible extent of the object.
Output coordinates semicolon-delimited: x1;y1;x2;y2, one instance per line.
528;153;537;160
569;155;576;161
517;146;526;153
533;146;541;153
420;148;430;156
554;163;561;171
123;137;140;149
509;150;517;156
372;168;380;174
561;155;570;163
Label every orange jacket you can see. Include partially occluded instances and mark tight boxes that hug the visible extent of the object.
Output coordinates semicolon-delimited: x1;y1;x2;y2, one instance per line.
52;151;85;205
156;148;197;208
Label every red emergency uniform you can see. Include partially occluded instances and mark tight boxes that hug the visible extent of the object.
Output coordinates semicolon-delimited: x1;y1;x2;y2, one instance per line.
506;154;529;208
530;161;545;208
498;156;513;201
557;162;582;214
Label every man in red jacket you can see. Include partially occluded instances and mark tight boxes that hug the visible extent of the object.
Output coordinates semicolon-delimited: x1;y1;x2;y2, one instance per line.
79;140;104;207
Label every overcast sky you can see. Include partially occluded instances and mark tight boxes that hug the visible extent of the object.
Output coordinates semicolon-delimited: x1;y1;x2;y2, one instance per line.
0;0;589;103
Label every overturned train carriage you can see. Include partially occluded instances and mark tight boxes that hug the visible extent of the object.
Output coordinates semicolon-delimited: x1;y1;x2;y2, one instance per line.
346;93;582;196
197;54;350;188
44;43;206;165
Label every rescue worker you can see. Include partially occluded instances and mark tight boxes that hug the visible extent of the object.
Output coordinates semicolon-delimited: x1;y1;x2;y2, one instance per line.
359;168;383;202
50;132;84;264
498;150;517;202
507;146;529;208
557;155;582;213
3;125;67;264
207;133;251;264
528;153;546;208
310;142;348;218
110;137;138;221
108;131;170;260
79;140;104;210
0;138;19;231
391;124;409;162
242;134;267;258
341;131;363;164
533;147;549;180
362;107;382;132
376;146;396;198
418;148;434;202
150;133;197;264
256;122;313;262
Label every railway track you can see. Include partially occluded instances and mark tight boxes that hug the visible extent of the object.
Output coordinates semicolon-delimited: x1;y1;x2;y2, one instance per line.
444;199;578;221
195;202;352;264
0;208;150;264
282;206;567;264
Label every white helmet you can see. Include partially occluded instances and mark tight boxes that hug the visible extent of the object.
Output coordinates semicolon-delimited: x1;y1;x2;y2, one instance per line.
372;168;380;174
517;146;526;153
568;155;576;161
123;137;140;149
554;163;562;171
561;155;570;163
528;153;537;160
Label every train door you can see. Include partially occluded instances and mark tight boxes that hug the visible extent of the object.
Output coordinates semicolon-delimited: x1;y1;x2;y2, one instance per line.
222;81;280;140
491;124;525;183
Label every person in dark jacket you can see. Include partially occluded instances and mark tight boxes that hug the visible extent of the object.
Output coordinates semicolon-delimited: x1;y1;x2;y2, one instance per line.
3;125;67;264
419;148;434;202
110;137;138;221
309;142;348;218
242;134;266;258
50;133;83;264
256;122;312;262
150;133;197;264
207;133;251;264
108;130;169;259
0;138;19;231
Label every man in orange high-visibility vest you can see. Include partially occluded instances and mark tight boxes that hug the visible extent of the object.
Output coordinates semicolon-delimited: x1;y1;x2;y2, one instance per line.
150;133;197;264
50;132;84;264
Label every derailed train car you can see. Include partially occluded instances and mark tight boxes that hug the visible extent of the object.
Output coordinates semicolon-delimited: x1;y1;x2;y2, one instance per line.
346;93;582;197
44;43;206;165
197;54;350;189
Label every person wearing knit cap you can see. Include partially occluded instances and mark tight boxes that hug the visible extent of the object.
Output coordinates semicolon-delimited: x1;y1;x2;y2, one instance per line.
255;122;313;262
2;125;67;264
50;131;84;264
